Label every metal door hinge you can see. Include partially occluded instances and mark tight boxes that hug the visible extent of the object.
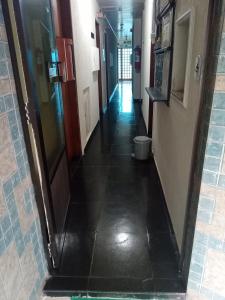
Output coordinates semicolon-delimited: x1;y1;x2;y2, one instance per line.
24;99;35;125
47;242;53;258
48;241;58;268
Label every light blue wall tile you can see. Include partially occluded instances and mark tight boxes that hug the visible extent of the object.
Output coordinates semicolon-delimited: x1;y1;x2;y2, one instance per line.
11;171;21;188
8;110;17;125
10;124;19;141
190;262;203;274
4;44;10;58
7;61;13;78
197;209;212;224
213;93;225;109
188;271;202;283
188;280;200;292
211;109;225;126
11;218;20;236
14;139;22;155
205;142;223;157
191;252;205;265
0;4;4;25
217;55;225;73
4;228;13;248
0;96;5;113
15;230;25;257
0;238;6;255
194;231;208;246
19;164;27;180
208;125;225;143
3;178;13;199
4;94;14;111
0;61;8;77
24;232;30;246
220;33;225;54
199;196;215;210
204;156;221;172
16;152;24;168
0;42;5;60
1;215;11;233
202;170;218;185
218;175;225;188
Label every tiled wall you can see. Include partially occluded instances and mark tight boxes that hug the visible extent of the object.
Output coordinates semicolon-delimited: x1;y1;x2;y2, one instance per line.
187;6;225;300
0;2;48;300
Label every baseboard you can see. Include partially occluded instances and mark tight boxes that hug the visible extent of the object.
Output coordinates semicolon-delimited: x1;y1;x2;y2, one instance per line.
153;156;181;270
83;121;100;154
109;83;118;103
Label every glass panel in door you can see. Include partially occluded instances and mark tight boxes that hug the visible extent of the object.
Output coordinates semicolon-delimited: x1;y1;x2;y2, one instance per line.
20;0;65;178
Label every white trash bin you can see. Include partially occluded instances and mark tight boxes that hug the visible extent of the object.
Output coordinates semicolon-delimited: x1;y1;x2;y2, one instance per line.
133;136;152;160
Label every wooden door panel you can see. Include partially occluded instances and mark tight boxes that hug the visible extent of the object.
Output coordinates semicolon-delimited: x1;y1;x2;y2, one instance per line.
56;36;82;160
50;151;70;250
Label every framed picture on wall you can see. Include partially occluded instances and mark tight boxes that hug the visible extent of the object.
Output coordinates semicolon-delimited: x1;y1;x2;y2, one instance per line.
161;8;174;48
155;0;161;19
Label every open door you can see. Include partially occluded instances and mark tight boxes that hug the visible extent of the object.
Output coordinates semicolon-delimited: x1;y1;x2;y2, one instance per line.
13;0;70;268
50;0;82;162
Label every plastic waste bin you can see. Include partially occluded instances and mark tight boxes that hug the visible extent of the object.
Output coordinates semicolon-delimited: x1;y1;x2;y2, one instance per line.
133;136;152;160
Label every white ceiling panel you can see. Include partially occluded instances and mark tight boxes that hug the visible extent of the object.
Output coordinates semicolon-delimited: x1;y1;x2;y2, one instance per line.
97;0;145;40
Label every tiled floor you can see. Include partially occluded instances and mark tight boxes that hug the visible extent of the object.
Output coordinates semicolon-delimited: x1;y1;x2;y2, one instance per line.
44;81;185;296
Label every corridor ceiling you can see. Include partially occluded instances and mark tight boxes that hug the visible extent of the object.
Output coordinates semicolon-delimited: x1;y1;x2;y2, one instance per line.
97;0;145;40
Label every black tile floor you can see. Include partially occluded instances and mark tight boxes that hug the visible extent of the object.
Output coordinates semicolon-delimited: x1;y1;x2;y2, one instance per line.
44;81;185;296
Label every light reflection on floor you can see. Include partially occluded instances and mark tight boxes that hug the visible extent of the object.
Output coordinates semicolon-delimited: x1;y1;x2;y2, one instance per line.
118;80;133;113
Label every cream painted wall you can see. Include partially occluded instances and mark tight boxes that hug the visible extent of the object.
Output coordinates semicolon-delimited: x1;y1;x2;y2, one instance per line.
152;0;210;250
70;0;100;152
141;0;153;128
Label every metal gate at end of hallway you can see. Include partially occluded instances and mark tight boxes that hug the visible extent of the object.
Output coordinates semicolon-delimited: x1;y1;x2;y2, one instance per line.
118;48;132;80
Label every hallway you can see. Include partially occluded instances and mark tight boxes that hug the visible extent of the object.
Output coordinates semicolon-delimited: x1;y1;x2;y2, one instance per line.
45;82;184;295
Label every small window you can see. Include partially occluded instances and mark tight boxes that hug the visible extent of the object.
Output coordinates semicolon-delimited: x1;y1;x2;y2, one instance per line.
172;11;192;103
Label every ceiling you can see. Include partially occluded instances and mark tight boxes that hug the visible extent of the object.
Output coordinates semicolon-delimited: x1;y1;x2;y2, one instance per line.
97;0;145;40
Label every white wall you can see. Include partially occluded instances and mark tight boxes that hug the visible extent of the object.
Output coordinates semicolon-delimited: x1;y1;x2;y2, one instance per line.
152;0;210;250
141;0;153;128
70;0;100;152
133;18;142;100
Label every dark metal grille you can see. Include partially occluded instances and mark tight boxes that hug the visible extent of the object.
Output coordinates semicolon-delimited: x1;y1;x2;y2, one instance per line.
118;48;132;80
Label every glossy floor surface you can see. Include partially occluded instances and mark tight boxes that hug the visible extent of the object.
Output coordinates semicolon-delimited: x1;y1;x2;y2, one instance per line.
44;82;185;296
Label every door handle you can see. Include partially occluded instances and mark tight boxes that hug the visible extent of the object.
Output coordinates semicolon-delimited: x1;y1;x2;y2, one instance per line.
48;61;64;83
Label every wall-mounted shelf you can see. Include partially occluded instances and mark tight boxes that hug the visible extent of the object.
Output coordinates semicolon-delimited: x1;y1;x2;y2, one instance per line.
145;87;168;104
154;46;172;55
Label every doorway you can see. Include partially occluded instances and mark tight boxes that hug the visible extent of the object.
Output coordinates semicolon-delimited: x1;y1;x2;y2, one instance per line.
95;20;103;115
118;48;133;81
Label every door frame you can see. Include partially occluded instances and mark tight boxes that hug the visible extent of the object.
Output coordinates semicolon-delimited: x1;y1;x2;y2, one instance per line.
4;0;217;288
179;0;219;286
3;0;64;270
104;31;109;104
95;20;103;115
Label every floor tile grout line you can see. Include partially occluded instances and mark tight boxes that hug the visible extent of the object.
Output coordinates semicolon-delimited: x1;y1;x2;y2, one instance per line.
88;230;98;286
